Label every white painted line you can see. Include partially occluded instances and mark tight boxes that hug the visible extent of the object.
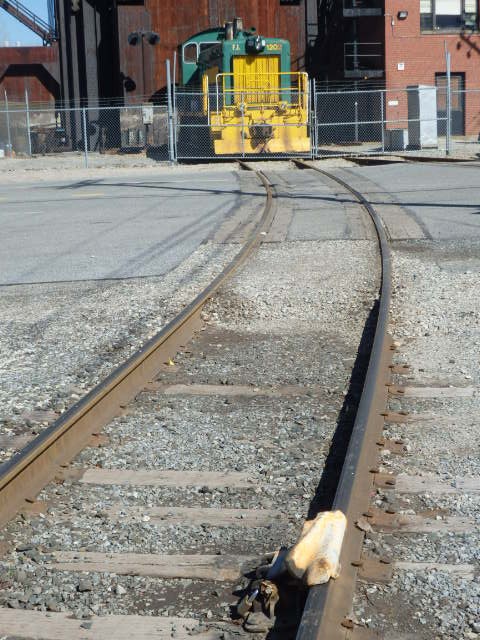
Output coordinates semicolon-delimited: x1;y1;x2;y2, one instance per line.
119;179;232;185
71;192;105;198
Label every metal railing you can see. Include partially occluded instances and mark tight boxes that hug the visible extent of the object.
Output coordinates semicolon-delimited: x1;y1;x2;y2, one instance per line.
214;72;309;109
343;0;383;13
0;0;56;42
344;42;383;76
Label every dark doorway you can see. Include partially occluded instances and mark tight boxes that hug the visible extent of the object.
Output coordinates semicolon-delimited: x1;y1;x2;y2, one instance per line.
435;72;465;135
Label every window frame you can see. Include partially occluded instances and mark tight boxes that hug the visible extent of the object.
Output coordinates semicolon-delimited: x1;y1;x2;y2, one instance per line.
420;0;478;31
199;41;220;53
182;42;199;64
183;41;220;65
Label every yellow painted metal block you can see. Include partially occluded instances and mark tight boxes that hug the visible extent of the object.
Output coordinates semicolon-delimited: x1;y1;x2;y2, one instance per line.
213;128;310;154
213;137;310;154
208;69;310;154
211;104;310;154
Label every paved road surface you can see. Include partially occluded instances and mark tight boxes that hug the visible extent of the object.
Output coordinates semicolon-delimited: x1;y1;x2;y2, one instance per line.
3;162;479;286
343;162;480;239
0;171;245;284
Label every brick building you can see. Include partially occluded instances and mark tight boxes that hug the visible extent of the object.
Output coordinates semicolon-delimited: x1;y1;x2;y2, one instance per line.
315;0;480;137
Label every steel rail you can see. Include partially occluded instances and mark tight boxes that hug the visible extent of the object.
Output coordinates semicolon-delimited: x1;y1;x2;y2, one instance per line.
0;166;273;528
293;160;393;640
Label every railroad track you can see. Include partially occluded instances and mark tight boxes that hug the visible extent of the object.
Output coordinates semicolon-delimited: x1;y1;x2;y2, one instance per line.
293;161;393;640
0;162;393;639
0;166;273;528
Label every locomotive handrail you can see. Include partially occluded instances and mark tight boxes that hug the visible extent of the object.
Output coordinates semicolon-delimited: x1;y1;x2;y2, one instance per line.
214;71;309;111
202;74;210;119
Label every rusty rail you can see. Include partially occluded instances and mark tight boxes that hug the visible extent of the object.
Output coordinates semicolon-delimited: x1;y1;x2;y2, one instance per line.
293;160;393;640
0;167;273;528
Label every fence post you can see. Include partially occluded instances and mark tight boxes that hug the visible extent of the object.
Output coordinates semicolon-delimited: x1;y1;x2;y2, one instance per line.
381;90;385;153
25;88;32;156
172;51;178;160
241;93;245;158
445;44;451;156
309;78;313;159
354;99;359;143
313;78;317;158
166;59;175;163
82;107;89;168
4;90;12;157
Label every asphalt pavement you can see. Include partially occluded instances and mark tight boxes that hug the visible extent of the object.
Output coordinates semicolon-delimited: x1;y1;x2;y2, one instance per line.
344;162;480;239
0;171;244;284
2;161;479;286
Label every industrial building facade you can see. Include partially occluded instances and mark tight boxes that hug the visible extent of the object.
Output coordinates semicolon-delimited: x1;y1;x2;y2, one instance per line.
56;0;314;107
1;0;480;148
0;45;59;104
2;2;479;97
0;0;315;105
316;0;480;136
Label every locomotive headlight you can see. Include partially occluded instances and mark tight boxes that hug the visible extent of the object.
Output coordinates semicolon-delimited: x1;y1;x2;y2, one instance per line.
246;36;266;54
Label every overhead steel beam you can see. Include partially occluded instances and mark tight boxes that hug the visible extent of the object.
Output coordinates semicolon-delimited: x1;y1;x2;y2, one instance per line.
0;0;57;43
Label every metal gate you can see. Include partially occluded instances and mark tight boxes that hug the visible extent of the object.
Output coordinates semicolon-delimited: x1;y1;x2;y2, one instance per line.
436;73;465;136
312;82;385;157
163;71;466;162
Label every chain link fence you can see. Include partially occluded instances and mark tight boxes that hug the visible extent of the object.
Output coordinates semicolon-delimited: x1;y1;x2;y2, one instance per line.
1;82;480;164
0;100;170;167
312;84;452;157
0;101;30;158
449;88;480;156
174;90;214;160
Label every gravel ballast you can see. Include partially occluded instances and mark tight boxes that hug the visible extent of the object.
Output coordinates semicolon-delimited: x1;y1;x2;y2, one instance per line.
352;239;480;639
0;168;266;463
0;242;240;464
0;167;379;637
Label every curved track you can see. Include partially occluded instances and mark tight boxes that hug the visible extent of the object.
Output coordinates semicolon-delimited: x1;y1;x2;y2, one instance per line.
0;161;394;639
294;160;393;640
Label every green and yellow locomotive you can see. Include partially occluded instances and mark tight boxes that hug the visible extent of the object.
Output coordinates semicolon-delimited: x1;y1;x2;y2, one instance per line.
180;18;309;155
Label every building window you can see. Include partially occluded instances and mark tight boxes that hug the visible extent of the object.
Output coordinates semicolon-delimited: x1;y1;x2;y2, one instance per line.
421;0;478;31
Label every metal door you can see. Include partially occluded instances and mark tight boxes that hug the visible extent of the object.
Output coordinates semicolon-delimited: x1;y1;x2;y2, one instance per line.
435;73;465;135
